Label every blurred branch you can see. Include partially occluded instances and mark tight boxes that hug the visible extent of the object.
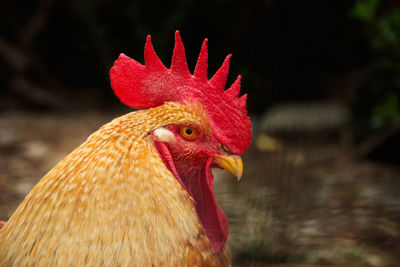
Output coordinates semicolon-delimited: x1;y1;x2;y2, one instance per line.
0;37;29;71
0;35;65;109
0;0;68;109
10;77;63;109
19;0;55;46
356;122;400;163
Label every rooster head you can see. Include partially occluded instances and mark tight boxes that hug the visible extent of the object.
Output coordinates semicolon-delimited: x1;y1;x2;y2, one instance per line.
110;31;251;253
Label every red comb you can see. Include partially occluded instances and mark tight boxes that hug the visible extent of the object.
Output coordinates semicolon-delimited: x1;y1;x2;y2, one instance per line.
110;31;251;154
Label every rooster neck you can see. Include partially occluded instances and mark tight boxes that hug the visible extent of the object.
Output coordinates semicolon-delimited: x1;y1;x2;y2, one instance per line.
0;104;230;266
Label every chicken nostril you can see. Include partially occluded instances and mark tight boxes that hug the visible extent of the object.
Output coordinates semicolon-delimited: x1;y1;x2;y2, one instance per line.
221;145;231;154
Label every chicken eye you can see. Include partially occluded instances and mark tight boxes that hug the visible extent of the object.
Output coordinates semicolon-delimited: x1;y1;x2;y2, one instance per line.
180;126;198;140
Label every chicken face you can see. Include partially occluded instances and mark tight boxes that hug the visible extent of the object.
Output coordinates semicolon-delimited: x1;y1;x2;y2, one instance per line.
150;102;244;253
155;123;243;183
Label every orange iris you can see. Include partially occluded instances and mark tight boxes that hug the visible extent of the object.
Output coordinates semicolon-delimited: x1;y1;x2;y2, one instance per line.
181;126;198;140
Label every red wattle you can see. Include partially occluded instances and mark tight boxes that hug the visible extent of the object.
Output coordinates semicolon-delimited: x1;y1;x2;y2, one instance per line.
191;158;228;253
154;142;228;253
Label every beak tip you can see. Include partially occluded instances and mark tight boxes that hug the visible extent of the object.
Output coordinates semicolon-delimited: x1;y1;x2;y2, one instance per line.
213;154;244;181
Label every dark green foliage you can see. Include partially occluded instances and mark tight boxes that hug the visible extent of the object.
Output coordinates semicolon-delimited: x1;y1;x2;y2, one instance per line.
351;0;400;141
371;92;399;129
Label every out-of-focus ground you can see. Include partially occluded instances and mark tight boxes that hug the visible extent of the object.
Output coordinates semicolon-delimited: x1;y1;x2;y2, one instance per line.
0;111;399;266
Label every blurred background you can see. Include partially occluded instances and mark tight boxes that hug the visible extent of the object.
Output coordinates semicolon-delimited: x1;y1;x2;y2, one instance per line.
0;0;399;266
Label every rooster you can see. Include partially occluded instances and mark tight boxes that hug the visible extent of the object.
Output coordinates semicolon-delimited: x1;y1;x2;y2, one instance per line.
0;31;251;266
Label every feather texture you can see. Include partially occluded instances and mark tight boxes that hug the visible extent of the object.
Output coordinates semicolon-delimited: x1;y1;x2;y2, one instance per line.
0;102;230;266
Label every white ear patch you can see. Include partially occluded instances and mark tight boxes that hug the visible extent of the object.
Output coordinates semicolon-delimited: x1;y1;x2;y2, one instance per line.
153;127;175;143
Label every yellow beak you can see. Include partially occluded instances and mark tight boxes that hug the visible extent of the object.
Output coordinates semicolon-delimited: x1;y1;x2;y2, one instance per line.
213;154;244;181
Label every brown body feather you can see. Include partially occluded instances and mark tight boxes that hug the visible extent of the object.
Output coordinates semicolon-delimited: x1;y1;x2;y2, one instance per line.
0;102;230;266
